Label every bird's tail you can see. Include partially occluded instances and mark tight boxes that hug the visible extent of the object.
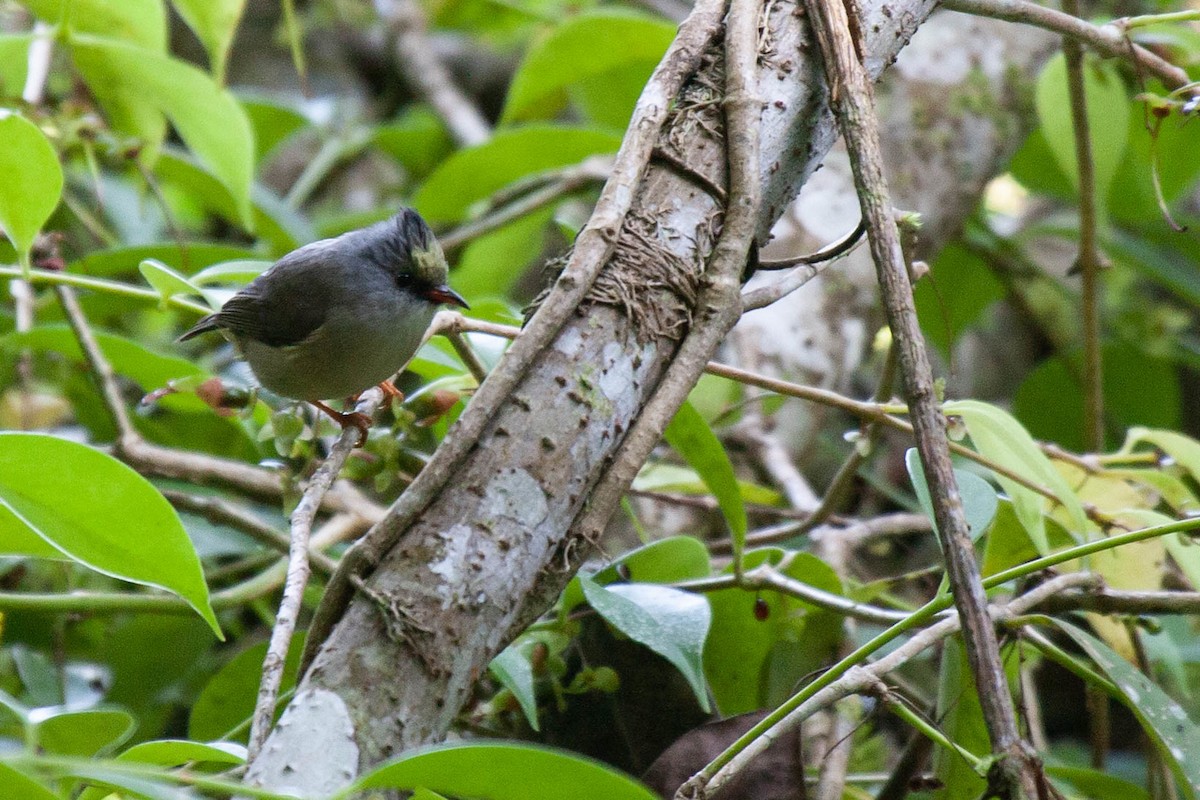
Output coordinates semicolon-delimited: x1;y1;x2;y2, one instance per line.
177;314;220;342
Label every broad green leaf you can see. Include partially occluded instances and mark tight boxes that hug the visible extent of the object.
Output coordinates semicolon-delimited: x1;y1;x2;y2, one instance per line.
665;401;747;565
37;708;135;757
349;742;659;800
21;0;166;50
170;0;246;82
452;205;556;299
139;258;204;305
913;244;1004;355
1046;764;1149;800
1034;53;1130;205
1049;619;1200;799
188;633;305;741
240;94;308;164
413;125;620;223
190;259;271;286
373;106;454;179
1013;346;1181;453
76;739;245;800
46;763;189;800
945;399;1087;554
705;550;843;714
120;739;245;766
501;10;673;126
632;463;782;507
560;536;712;616
0;762;58;800
1109;79;1200;223
0;113;63;270
0;433;220;637
579;576;711;711
71;35;255;228
102;616;215;741
1122;427;1200;485
0;33;33;97
904;448;998;542
489;643;540;731
155;149;313;255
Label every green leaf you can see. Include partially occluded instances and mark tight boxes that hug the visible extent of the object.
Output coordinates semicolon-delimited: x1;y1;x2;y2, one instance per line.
37;708;135;757
188;633;305;741
905;448;998;542
0;33;33;96
76;739;246;800
913;244;1004;355
1034;53;1130;205
579;576;711;711
632;463;782;507
139;258;204;306
1109;81;1200;223
452;205;555;300
560;536;712;617
119;738;246;766
1049;618;1200;799
0;433;221;637
71;35;256;228
501;10;673;126
704;550;843;714
190;259;271;286
489;643;540;731
155;149;313;255
373;106;454;179
0;113;63;270
413;125;620;223
170;0;246;82
1122;427;1200;486
348;742;659;800
239;94;309;164
0;762;58;800
664;401;747;566
21;0;167;50
1045;764;1149;800
1013;345;1181;453
944;399;1087;554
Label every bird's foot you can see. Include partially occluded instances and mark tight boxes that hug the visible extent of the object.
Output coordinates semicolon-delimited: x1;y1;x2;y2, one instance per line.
310;400;371;447
378;380;405;401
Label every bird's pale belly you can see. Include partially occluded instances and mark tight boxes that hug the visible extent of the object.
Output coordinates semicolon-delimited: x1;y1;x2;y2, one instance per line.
238;307;433;401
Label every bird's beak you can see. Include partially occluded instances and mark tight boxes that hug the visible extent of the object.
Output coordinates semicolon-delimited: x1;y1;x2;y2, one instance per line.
422;284;470;309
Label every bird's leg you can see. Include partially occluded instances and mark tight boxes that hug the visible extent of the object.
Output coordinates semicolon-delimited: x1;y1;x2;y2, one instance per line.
309;400;371;447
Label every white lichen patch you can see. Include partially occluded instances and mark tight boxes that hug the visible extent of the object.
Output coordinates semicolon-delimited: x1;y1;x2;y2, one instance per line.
244;687;359;795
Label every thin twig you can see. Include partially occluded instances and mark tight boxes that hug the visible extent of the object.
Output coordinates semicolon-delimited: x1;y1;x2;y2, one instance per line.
162;490;339;577
247;389;383;761
941;0;1194;92
1060;0;1104;452
439;157;612;252
373;0;492;147
684;572;1096;798
800;0;1037;793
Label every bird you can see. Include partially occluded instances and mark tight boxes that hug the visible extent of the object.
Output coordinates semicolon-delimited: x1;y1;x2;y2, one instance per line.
179;208;468;445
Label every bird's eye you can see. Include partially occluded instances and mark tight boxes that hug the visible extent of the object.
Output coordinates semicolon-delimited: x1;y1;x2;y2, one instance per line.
395;274;413;288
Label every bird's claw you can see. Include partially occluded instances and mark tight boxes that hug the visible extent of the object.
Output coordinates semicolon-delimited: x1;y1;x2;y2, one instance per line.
310;401;372;447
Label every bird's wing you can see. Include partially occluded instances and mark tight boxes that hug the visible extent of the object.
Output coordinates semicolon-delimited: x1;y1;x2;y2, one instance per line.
211;248;332;348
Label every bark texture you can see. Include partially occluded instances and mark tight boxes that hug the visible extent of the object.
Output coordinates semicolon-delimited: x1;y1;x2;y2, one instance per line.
248;0;946;790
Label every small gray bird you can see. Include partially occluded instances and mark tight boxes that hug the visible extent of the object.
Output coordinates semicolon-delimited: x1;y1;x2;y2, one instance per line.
179;208;468;443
